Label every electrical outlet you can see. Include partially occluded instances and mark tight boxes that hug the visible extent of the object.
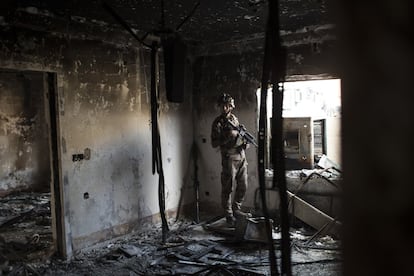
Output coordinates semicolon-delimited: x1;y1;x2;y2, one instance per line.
72;154;84;162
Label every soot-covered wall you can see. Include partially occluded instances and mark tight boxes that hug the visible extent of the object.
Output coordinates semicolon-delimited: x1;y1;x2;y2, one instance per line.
0;9;194;257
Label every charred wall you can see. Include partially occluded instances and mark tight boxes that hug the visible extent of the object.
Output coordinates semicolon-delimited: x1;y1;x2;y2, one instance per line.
0;9;194;257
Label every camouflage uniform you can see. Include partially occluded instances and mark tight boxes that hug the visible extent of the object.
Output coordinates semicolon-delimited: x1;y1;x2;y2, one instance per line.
211;113;248;217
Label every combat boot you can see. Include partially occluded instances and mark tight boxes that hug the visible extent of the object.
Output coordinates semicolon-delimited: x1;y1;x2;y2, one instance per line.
226;215;236;227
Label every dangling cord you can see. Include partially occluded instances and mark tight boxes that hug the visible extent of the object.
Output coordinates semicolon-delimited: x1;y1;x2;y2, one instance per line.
268;0;292;273
258;1;280;274
150;42;169;242
272;82;292;275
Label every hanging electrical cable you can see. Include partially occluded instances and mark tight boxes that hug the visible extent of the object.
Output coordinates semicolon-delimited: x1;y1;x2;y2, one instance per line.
267;0;292;274
258;2;279;275
258;0;292;275
150;42;170;242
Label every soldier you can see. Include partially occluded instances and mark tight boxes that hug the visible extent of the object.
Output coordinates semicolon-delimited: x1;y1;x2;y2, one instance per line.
211;93;250;226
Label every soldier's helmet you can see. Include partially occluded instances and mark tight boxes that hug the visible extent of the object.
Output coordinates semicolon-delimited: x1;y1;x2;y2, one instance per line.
217;93;235;108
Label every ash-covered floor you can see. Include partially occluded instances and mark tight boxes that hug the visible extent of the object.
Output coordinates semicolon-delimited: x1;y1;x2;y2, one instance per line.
0;191;54;269
0;196;342;276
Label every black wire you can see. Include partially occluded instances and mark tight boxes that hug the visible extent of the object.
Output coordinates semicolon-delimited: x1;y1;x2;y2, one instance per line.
175;1;201;32
257;9;280;275
101;1;151;48
267;0;291;273
150;43;169;243
160;0;165;30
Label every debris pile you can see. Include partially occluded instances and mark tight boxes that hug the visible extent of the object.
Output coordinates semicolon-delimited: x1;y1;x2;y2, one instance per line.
1;201;341;275
0;192;53;274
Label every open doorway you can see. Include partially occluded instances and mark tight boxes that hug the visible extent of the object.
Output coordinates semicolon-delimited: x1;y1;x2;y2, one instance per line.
0;70;63;261
255;79;343;239
257;78;342;170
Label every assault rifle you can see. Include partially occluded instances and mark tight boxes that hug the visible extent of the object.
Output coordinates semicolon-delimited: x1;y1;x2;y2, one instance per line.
227;120;258;147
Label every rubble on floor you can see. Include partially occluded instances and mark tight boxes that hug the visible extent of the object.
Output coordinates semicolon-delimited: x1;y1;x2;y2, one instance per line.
0;191;53;272
1;212;342;275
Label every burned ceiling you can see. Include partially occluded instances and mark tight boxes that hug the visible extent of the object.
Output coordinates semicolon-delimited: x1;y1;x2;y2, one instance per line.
1;0;332;44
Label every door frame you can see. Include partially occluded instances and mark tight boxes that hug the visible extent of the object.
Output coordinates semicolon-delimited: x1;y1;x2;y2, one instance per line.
43;71;66;258
0;67;66;258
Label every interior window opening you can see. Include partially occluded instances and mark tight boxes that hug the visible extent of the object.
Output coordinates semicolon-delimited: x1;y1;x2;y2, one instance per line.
257;78;342;171
255;78;343;245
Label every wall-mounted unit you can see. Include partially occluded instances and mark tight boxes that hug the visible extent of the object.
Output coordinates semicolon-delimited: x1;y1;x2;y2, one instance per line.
283;117;314;170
